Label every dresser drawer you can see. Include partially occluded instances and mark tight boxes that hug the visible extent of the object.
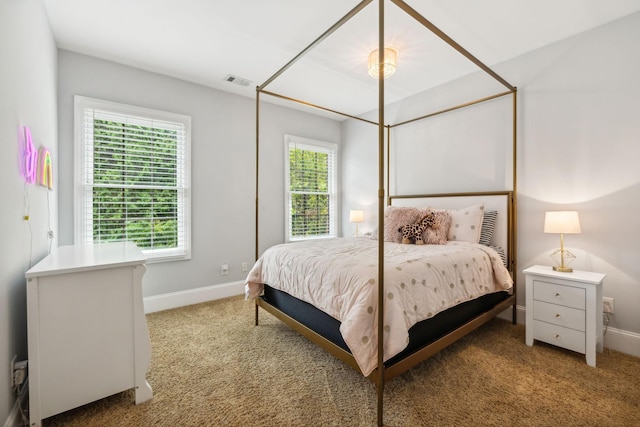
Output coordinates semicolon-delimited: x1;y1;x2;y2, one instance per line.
533;300;585;331
532;320;586;354
533;280;585;310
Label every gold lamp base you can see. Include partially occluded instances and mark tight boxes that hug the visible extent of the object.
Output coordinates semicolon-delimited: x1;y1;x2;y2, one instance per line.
550;248;575;273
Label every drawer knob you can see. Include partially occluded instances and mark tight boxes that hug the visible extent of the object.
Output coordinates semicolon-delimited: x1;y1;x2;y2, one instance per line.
555;313;561;318
554;334;561;339
555;293;561;297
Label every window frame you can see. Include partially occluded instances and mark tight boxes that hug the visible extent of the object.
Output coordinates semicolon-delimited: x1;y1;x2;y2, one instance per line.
284;134;338;242
74;96;191;262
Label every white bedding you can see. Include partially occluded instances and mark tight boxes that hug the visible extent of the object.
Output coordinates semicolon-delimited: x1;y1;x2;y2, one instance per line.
245;237;513;376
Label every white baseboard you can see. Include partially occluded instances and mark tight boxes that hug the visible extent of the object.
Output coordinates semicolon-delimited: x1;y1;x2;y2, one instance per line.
144;289;640;359
143;281;245;313
4;379;28;427
603;325;640;358
499;305;640;359
497;303;526;324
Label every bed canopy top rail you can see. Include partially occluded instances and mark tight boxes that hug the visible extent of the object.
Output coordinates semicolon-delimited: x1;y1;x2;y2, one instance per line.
256;0;517;120
257;0;373;92
390;89;515;128
259;86;515;128
385;89;518;211
391;0;516;92
259;89;379;125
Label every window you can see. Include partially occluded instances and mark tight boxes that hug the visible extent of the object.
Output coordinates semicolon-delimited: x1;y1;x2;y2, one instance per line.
284;135;338;241
74;96;191;261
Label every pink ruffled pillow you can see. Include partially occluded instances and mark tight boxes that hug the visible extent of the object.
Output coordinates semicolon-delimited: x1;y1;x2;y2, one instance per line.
371;206;422;243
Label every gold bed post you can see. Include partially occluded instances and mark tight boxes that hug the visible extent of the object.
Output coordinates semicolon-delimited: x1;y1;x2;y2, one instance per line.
386;125;391;206
376;0;386;425
255;88;260;326
511;88;518;325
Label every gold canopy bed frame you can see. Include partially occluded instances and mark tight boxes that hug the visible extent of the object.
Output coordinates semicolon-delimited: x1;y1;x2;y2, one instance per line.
252;1;518;425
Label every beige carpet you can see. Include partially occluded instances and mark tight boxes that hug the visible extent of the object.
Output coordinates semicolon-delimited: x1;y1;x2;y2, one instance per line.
43;295;639;426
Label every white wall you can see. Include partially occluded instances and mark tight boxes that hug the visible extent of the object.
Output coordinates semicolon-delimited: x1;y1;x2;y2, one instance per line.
511;12;640;339
342;12;640;352
57;50;342;298
0;0;58;420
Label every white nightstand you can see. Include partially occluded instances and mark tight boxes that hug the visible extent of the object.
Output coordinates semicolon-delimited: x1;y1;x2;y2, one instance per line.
524;265;605;367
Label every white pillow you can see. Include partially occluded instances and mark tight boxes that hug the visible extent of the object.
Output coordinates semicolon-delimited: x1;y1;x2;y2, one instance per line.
434;204;484;243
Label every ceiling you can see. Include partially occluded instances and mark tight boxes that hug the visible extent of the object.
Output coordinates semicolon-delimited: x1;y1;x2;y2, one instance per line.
43;0;640;118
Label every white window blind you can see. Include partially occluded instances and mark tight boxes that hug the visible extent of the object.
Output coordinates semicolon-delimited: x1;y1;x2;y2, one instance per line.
74;96;191;261
285;135;337;241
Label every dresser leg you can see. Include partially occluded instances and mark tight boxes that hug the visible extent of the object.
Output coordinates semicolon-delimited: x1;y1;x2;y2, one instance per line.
135;380;153;404
586;352;596;367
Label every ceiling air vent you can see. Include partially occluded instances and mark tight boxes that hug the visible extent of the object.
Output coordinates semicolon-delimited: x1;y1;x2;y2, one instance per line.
224;74;252;87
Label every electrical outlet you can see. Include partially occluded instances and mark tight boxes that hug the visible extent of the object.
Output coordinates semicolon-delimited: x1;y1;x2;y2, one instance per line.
603;297;614;314
10;355;16;388
10;357;27;389
241;262;248;273
220;264;229;276
12;360;27;388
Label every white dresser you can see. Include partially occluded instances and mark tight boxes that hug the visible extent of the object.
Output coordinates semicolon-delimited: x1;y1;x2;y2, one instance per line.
524;265;605;367
25;242;153;426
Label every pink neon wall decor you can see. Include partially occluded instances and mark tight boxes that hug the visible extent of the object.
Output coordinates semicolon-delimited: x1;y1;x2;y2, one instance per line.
21;126;37;183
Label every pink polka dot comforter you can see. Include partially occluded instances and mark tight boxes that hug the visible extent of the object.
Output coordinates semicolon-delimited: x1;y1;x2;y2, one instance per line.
245;237;512;376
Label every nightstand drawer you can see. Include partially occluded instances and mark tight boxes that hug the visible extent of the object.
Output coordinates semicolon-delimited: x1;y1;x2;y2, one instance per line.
533;300;585;331
533;280;585;310
532;320;586;354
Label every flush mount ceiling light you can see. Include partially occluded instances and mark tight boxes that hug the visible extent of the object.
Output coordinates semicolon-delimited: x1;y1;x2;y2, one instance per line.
368;48;397;79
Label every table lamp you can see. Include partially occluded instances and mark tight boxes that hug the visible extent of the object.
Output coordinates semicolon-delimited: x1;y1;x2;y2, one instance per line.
544;211;581;272
349;210;364;236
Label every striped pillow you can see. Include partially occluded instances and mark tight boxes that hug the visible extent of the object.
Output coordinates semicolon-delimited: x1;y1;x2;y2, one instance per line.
490;245;507;267
479;210;498;246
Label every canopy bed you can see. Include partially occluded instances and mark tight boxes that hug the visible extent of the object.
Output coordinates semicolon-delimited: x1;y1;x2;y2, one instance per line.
247;1;518;425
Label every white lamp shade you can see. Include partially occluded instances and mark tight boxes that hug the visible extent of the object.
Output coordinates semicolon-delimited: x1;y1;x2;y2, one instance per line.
349;210;364;223
544;211;581;234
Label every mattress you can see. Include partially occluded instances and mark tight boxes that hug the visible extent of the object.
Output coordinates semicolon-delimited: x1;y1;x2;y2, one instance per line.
260;284;510;368
246;236;513;376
